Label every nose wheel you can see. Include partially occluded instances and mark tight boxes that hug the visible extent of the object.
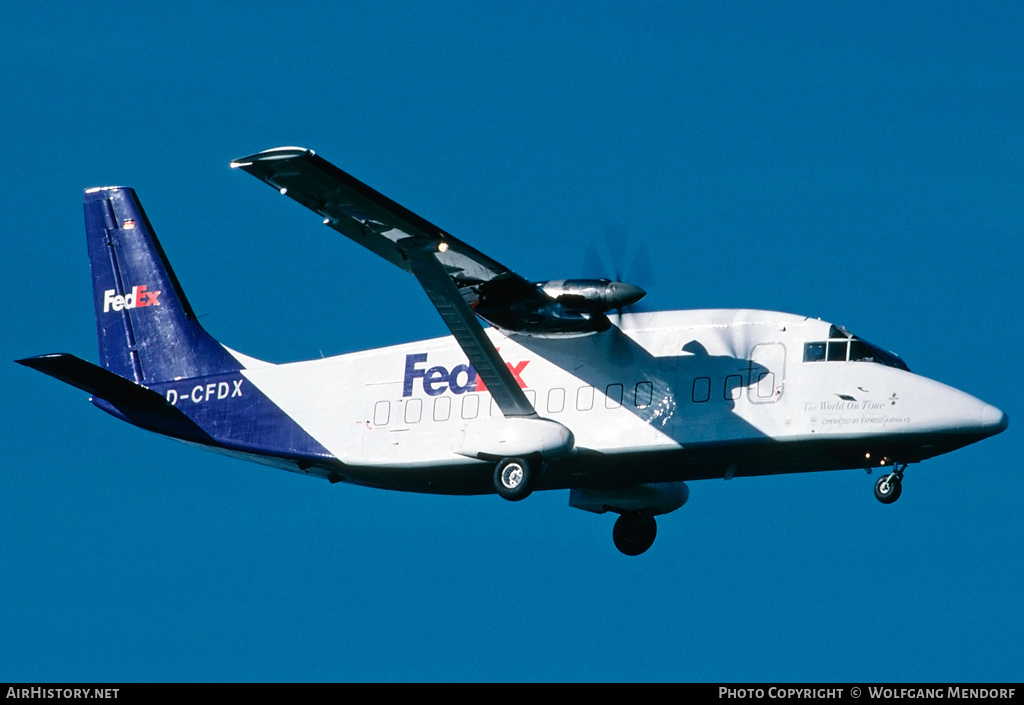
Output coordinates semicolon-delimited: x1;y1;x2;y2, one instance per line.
874;464;906;504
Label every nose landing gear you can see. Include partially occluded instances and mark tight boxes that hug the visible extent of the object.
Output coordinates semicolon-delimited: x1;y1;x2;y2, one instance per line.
874;463;906;504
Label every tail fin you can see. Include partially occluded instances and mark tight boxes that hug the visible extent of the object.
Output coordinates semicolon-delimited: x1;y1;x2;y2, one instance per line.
84;187;242;383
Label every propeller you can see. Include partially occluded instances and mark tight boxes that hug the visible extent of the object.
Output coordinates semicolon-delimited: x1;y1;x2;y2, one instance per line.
583;224;656;322
579;225;657;363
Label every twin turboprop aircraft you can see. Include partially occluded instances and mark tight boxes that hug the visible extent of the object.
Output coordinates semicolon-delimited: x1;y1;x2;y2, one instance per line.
18;147;1008;555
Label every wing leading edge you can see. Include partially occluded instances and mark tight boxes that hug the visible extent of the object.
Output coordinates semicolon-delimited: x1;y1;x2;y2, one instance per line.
231;147;537;417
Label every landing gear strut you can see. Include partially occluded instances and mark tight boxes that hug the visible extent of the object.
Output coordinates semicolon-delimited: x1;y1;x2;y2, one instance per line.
494;457;536;502
874;464;906;504
612;512;657;556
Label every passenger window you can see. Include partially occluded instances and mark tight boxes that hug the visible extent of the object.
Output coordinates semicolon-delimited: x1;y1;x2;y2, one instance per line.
605;383;623;409
576;386;595;411
373;401;390;426
724;374;743;401
757;372;776;398
547;388;565;414
525;389;537;407
461;394;479;420
433;396;451;422
692;377;711;403
635;381;653;409
803;342;826;362
404;398;422;424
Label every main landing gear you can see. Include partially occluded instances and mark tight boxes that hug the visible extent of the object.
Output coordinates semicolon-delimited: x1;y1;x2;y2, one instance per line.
874;463;907;504
612;512;658;556
494;457;536;502
569;482;688;557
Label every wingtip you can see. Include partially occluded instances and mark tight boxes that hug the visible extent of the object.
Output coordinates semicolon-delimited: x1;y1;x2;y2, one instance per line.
230;146;314;169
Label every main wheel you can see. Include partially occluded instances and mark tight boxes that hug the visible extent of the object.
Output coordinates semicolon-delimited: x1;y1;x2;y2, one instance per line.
494;457;535;501
874;474;902;504
613;513;657;556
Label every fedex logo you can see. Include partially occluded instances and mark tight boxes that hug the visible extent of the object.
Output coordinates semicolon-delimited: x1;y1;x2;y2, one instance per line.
402;352;528;397
103;285;161;313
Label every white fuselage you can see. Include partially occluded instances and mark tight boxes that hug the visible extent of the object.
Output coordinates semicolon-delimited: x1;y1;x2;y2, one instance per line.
227;309;1003;494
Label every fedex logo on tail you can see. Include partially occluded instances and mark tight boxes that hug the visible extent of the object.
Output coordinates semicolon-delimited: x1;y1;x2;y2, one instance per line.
103;285;161;313
403;353;528;397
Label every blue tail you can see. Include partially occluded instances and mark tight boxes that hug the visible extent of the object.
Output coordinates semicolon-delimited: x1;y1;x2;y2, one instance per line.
84;187;242;383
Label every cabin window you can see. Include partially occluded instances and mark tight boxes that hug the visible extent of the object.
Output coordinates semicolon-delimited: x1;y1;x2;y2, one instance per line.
404;398;422;424
725;374;743;401
635;381;653;409
692;377;711;403
757;372;776;398
547;388;565;414
433;396;451;422
461;394;479;420
373;401;390;426
605;383;623;409
576;386;595;411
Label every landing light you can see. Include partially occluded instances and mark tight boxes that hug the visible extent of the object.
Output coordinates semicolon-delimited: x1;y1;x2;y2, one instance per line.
437;241;449;253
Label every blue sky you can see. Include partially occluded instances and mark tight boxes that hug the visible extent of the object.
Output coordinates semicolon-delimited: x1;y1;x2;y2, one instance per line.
2;2;1021;682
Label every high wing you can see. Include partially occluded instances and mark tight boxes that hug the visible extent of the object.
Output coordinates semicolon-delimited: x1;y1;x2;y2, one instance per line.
230;147;521;286
231;147;539;417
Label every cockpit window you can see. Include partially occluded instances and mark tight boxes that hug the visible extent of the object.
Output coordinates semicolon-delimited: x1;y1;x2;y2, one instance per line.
826;340;848;362
803;333;910;371
849;339;910;370
828;324;851;339
849;341;876;363
803;342;825;362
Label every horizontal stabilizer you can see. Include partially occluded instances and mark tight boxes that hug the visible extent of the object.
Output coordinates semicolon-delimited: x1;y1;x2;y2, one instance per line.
16;353;215;442
18;354;169;407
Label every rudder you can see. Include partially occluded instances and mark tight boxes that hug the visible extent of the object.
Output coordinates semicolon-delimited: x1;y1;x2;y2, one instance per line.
84;187;242;383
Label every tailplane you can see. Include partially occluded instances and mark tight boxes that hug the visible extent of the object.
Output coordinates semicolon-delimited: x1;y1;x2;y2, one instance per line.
84;187;241;383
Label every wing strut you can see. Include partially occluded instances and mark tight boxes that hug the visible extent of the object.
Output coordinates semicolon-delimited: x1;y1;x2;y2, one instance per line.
406;243;536;417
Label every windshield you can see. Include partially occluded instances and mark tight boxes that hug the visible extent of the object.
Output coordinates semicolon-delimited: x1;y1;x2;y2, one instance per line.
803;328;909;371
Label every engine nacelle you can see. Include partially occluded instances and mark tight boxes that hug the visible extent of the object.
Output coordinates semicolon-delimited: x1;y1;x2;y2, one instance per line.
537;279;646;312
469;277;646;336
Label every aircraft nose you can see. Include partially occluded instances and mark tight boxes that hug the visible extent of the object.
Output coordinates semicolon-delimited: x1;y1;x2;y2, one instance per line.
980;403;1009;435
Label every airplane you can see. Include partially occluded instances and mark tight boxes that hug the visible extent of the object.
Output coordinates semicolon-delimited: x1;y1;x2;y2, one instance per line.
17;146;1009;556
